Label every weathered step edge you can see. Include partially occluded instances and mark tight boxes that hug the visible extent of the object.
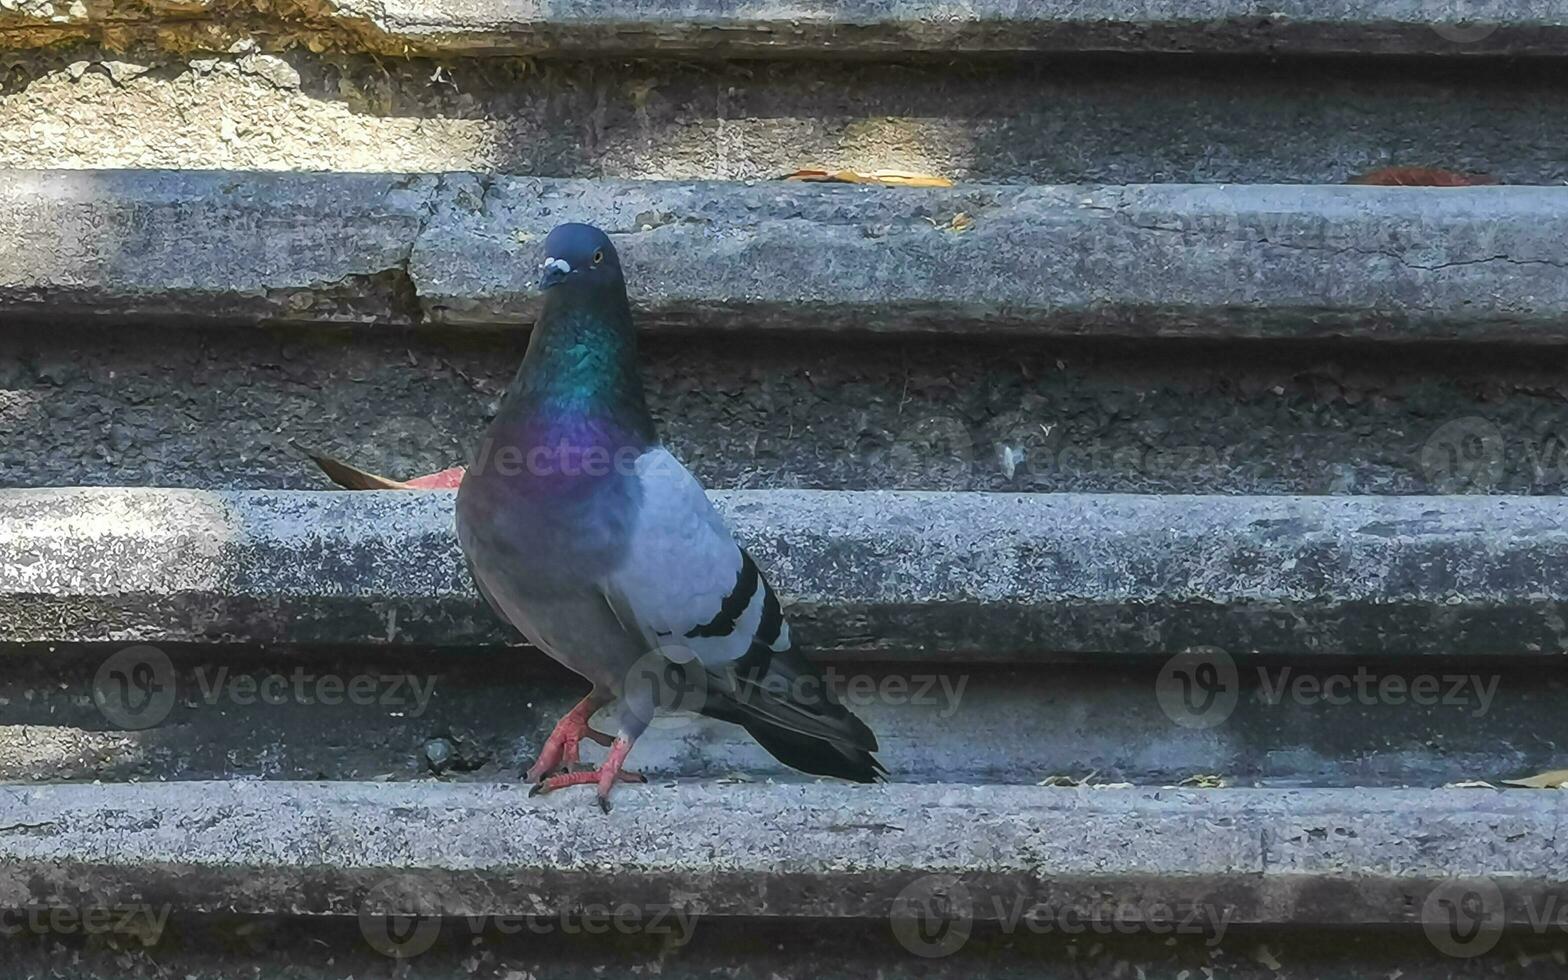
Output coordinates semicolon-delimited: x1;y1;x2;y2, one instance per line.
5;171;1568;343
7;487;1568;659
0;0;1560;58
2;781;1563;928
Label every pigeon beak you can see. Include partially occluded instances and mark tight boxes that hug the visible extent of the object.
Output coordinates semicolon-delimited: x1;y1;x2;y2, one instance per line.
539;257;572;290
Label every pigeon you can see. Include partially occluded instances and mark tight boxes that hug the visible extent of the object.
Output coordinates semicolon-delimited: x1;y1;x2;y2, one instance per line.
455;223;884;810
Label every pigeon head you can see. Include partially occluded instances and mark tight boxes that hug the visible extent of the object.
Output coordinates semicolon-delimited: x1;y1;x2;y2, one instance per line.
538;223;622;292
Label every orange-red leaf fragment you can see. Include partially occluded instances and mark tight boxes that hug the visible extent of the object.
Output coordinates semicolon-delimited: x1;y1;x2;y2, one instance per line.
1347;166;1501;187
404;466;467;489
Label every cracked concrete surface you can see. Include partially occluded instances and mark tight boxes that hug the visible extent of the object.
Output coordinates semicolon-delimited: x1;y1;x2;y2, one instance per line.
4;171;1568;340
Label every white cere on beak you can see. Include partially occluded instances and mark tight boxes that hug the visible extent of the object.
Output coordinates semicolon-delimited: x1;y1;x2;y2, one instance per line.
543;257;571;274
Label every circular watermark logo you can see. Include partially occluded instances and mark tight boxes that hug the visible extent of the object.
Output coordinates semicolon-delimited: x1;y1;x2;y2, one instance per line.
1421;417;1505;492
890;875;974;958
358;879;446;959
1422;877;1505;958
888;415;974;489
621;644;709;732
1156;647;1239;730
1425;0;1500;43
92;645;176;730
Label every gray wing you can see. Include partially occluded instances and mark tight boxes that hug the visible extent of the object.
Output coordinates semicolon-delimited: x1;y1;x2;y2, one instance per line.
600;448;789;668
600;448;882;780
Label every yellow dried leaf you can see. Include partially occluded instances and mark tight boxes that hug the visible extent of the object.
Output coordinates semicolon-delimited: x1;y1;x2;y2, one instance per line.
1037;771;1130;789
947;211;974;232
1038;774;1083;787
291;442;412;490
1501;769;1568;788
783;168;953;188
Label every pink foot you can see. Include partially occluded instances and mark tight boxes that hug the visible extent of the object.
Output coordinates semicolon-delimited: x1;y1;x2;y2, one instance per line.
525;696;614;783
528;737;642;812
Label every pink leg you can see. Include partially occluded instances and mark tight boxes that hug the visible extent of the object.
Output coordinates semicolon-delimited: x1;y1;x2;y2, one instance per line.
525;694;614;783
528;736;643;812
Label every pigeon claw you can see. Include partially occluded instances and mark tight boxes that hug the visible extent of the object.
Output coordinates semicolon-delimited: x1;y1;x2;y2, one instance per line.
526;736;644;812
527;766;646;806
525;695;615;783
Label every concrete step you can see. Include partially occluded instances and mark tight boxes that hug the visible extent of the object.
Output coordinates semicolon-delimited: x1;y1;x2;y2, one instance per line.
6;50;1565;183
3;781;1562;932
6;487;1568;658
5;171;1567;342
0;0;1555;59
6;644;1563;787
3;6;1560;974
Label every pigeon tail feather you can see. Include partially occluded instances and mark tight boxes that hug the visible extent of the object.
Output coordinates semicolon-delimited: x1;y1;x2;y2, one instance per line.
737;712;887;783
699;642;886;783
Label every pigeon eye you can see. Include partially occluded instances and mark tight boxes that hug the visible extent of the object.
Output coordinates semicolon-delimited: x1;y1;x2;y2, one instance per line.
592;249;604;265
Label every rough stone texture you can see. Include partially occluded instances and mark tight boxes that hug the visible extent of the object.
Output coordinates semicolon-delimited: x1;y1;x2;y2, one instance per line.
0;0;1561;57
5;645;1564;788
9;488;1568;658
5;170;1568;341
10;322;1568;496
2;781;1564;924
6;915;1561;978
0;170;434;324
2;915;1558;980
4;49;1567;184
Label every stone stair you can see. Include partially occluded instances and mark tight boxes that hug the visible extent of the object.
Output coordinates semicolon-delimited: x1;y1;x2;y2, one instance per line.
2;3;1567;978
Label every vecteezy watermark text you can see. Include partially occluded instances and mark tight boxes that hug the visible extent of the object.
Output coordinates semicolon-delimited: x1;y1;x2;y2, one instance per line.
1257;666;1497;717
619;646;969;732
0;903;171;945
1156;648;1500;729
358;892;697;959
889;875;1233;958
92;645;436;730
190;666;435;715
